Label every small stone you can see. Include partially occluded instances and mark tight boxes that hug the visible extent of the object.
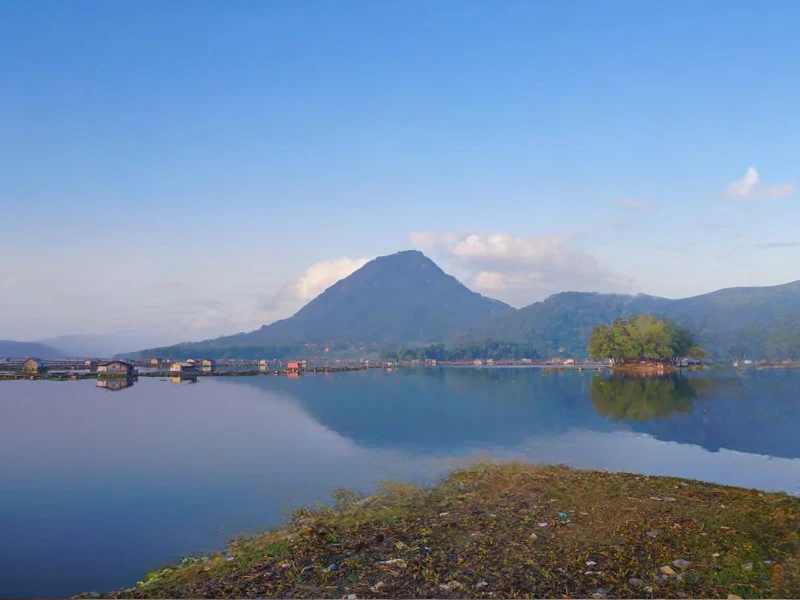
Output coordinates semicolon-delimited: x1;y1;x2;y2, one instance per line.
712;553;720;558
439;581;465;592
586;561;597;566
529;533;538;541
678;572;700;584
628;578;643;589
644;586;654;594
538;522;548;527
439;512;450;517
346;595;358;599
395;541;409;551
672;559;692;570
592;589;609;599
679;593;687;598
475;582;489;589
660;565;677;576
370;581;385;592
378;558;407;569
763;560;773;564
646;531;657;538
662;496;677;502
650;496;662;501
727;595;742;600
742;562;753;571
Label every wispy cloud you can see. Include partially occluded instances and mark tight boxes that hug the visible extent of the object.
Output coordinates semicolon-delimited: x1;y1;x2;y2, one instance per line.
691;219;739;233
754;241;800;249
725;167;794;200
158;280;185;289
259;257;370;313
611;218;631;229
619;197;656;212
410;231;632;306
126;258;371;341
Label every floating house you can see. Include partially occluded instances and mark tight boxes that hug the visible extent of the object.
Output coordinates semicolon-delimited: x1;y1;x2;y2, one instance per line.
84;360;98;372
97;361;135;375
24;358;46;373
286;361;301;373
170;362;198;373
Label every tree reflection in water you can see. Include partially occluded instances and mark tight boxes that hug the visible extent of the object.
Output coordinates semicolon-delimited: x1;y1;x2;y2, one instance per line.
589;373;708;421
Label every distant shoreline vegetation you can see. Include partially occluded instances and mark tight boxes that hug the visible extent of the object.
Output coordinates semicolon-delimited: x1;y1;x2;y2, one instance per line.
379;340;541;362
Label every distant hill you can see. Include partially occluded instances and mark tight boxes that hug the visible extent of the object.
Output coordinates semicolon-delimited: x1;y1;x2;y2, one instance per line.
0;340;66;358
35;333;177;358
126;250;513;359
473;281;800;360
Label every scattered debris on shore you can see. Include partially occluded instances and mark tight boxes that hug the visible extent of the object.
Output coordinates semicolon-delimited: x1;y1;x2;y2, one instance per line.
76;463;800;599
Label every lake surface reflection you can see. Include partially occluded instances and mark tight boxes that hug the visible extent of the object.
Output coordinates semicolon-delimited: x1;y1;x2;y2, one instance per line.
1;368;798;597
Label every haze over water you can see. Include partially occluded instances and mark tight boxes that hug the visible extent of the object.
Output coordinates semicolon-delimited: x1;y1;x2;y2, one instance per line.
1;368;798;598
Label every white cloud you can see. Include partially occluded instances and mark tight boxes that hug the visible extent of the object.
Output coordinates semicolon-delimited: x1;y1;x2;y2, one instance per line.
127;257;371;343
410;231;632;307
725;167;794;199
265;257;370;308
762;182;795;199
619;197;656;212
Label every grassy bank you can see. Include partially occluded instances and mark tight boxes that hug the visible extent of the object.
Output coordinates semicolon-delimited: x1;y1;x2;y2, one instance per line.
78;463;799;599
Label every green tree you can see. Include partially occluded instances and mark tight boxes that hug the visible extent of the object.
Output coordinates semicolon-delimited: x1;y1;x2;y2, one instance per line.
587;315;705;365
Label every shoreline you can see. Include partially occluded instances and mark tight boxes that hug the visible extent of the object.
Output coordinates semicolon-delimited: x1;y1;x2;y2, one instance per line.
76;462;800;599
610;363;680;375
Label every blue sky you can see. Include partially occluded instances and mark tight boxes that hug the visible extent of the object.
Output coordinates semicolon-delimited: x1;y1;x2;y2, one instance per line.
2;0;800;345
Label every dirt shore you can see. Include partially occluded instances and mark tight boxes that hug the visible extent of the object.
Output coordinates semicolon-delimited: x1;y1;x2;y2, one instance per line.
77;463;799;599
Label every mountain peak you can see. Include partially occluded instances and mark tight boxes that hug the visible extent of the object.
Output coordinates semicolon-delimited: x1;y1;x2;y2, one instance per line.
144;252;514;351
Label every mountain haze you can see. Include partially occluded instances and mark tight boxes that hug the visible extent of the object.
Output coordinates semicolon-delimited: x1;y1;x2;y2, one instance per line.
0;340;66;358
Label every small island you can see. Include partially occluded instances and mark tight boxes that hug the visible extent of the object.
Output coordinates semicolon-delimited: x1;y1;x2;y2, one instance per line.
588;315;706;374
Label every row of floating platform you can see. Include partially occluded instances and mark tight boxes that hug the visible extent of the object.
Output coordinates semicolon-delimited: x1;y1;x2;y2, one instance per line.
0;364;375;382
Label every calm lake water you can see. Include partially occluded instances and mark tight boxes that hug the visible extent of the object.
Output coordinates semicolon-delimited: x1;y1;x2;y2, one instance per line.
1;368;799;598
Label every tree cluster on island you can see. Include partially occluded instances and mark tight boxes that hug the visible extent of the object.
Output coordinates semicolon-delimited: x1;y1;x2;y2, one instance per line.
588;315;706;366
